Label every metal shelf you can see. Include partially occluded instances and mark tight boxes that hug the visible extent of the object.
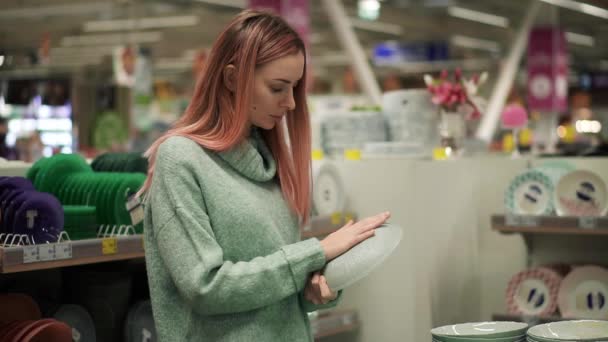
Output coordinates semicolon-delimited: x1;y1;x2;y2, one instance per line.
0;235;144;274
312;310;359;340
492;214;608;236
302;212;357;239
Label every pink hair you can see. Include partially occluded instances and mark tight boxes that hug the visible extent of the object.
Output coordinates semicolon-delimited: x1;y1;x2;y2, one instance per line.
138;10;312;222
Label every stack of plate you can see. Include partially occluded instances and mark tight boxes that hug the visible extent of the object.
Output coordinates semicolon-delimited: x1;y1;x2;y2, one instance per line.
554;170;608;216
557;266;608;320
381;89;437;146
124;301;157;342
28;154;146;232
320;110;387;156
505;170;554;215
0;177;64;244
506;267;565;317
526;320;608;341
431;322;528;342
91;153;148;174
312;160;347;217
63;206;98;240
53;304;96;342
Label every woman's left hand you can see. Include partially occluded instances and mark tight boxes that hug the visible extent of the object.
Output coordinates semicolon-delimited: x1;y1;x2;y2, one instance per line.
304;271;337;305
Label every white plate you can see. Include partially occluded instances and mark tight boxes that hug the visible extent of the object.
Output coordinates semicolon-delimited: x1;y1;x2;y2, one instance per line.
431;321;528;338
505;170;554;215
527;320;608;340
312;161;346;216
506;268;563;316
554;170;608;216
323;223;402;292
557;266;608;320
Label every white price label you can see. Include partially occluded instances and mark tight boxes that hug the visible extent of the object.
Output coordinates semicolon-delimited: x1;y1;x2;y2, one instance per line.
54;243;72;260
520;216;539;227
130;206;144;226
505;214;519;226
38;244;56;261
579;216;597;229
22;245;39;263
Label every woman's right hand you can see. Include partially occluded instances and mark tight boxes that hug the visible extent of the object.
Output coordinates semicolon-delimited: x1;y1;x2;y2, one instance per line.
319;211;391;261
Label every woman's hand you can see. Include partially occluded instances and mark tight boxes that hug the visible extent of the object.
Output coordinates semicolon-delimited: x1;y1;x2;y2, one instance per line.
319;211;390;262
304;271;337;305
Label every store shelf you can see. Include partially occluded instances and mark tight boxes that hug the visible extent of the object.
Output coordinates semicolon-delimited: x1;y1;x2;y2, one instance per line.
312;310;359;340
492;214;608;236
492;313;569;326
0;235;144;274
302;212;357;239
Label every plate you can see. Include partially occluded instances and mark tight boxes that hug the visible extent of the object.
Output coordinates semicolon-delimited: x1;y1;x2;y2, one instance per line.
505;170;554;215
124;301;157;342
554;170;608;216
557;266;608;320
312;161;346;216
323;223;402;292
527;320;608;341
431;321;528;339
506;267;563;316
54;304;96;342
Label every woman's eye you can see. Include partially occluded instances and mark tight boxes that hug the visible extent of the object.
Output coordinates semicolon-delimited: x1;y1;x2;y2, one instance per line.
271;87;283;93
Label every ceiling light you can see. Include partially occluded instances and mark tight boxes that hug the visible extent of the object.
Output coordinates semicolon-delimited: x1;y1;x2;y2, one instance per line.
350;18;402;35
451;35;500;52
358;0;381;20
447;6;509;27
84;15;199;32
537;0;608;20
61;31;162;47
565;31;594;46
193;0;245;9
0;2;112;19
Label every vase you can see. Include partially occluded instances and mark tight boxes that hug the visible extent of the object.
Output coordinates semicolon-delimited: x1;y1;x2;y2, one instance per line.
438;109;466;155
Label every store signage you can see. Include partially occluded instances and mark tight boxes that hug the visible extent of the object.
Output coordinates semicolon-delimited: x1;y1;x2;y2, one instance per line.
373;41;449;66
527;27;568;113
248;0;310;45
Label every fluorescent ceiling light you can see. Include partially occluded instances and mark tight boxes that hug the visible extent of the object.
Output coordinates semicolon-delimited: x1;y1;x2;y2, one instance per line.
193;0;245;9
565;31;594;46
350;18;402;35
537;0;608;20
61;31;162;46
447;6;509;27
451;35;500;52
0;2;112;19
84;15;199;32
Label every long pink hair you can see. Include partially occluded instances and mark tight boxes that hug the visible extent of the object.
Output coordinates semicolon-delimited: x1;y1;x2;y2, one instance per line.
139;10;312;222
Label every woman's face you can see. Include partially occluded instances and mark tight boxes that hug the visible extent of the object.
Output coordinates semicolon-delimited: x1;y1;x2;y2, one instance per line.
249;52;305;130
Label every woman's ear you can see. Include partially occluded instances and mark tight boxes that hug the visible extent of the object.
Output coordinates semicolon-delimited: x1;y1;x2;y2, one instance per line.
223;64;237;92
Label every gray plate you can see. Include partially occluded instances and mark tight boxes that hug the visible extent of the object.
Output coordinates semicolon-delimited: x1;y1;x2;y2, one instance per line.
323;223;402;291
53;304;96;342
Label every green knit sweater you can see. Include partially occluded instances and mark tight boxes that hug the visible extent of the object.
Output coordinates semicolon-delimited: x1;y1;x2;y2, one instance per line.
144;129;340;341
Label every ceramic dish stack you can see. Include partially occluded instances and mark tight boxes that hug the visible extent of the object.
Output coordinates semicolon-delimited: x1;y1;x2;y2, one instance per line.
553;170;608;217
526;320;608;341
27;154;146;233
0;177;64;244
431;322;528;342
505;169;555;215
320;109;387;156
557;266;608;320
505;267;566;317
63;206;98;240
91;153;148;174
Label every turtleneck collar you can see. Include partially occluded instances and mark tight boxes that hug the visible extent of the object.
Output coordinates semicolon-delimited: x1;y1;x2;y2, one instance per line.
217;127;276;182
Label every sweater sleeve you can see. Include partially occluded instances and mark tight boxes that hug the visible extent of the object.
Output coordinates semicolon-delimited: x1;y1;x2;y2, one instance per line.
148;140;327;315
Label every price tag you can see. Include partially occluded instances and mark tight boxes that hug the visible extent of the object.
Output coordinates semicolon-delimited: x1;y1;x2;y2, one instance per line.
520;216;539;227
311;150;324;160
38;244;56;261
344;149;361;161
505;213;520;226
22;245;39;263
126;195;145;226
102;238;118;255
579;216;597;229
433;147;448;160
331;212;342;225
55;243;72;260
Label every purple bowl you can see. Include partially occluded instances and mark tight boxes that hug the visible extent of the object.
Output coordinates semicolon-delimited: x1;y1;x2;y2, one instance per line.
13;192;64;244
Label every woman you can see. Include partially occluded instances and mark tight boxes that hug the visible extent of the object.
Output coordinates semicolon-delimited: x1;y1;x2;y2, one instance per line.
140;10;390;341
